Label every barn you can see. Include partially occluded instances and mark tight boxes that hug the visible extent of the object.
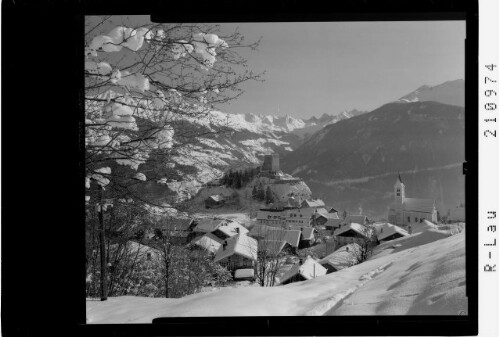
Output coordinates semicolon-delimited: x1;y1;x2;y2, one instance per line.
214;234;258;272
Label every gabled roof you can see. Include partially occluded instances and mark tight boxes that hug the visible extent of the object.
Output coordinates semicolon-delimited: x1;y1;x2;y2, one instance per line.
374;222;409;241
193;218;227;233
279;256;327;284
214;234;258;262
319;243;361;271
403;198;435;213
191;233;223;254
328;207;339;214
333;222;370;238
301;199;325;208
207;194;225;202
258;240;287;255
345;215;368;224
216;221;249;237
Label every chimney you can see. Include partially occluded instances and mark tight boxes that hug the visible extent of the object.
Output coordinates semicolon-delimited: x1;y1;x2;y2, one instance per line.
346;246;349;252
223;241;227;250
236;227;240;234
300;227;303;232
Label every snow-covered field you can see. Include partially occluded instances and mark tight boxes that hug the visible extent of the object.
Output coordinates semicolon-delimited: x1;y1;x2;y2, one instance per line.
87;226;466;323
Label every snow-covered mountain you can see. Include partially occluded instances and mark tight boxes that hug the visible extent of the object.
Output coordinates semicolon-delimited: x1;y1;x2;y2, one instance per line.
397;79;464;107
142;109;365;203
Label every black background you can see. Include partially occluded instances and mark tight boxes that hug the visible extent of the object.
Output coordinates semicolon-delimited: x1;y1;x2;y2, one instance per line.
1;0;478;336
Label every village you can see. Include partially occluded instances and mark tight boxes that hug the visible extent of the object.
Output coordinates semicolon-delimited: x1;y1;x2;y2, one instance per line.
120;153;466;290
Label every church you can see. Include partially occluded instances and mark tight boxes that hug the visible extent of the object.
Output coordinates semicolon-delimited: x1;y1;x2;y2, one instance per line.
387;174;438;227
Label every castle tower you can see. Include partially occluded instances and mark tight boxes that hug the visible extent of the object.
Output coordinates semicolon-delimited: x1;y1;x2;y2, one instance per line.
262;154;280;172
394;173;405;204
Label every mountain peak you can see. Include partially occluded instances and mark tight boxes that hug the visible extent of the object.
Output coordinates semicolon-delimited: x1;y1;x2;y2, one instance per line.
398;79;464;107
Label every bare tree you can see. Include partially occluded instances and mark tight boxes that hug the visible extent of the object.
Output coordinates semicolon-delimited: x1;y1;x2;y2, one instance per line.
84;16;263;299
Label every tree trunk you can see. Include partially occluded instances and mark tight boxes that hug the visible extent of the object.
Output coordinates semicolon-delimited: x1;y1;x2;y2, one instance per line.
98;186;108;301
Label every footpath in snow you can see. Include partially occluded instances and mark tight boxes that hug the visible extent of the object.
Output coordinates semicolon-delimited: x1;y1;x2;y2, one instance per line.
87;227;466;323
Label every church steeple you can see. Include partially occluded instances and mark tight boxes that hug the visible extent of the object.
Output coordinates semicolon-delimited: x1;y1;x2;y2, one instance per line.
394;173;405;203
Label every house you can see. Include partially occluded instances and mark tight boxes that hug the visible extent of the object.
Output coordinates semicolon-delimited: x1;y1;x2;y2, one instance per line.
299;199;327;219
279;256;327;285
373;222;409;242
301;199;326;208
319;243;361;274
190;232;223;254
214;234;258;272
333;222;372;247
193;218;248;241
387;174;438;226
205;194;225;209
344;214;369;225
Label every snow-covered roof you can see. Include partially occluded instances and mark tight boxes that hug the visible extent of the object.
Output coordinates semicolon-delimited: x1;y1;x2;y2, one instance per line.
234;268;255;279
333;222;370;238
375;223;409;241
279;256;327;284
319;243;361;271
345;215;368;224
214;234;258;263
193;218;227;233
216;221;249;237
301;199;325;208
317;213;340;220
191;233;223;254
207;194;225;202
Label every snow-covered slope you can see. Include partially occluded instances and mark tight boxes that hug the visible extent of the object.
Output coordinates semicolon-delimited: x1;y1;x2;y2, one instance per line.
87;227;466;322
398;79;464;107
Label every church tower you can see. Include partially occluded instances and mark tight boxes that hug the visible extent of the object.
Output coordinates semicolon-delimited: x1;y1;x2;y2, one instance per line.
394;173;405;204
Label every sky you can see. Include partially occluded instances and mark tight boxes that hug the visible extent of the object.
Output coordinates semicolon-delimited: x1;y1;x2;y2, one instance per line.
217;21;465;119
86;17;465;120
